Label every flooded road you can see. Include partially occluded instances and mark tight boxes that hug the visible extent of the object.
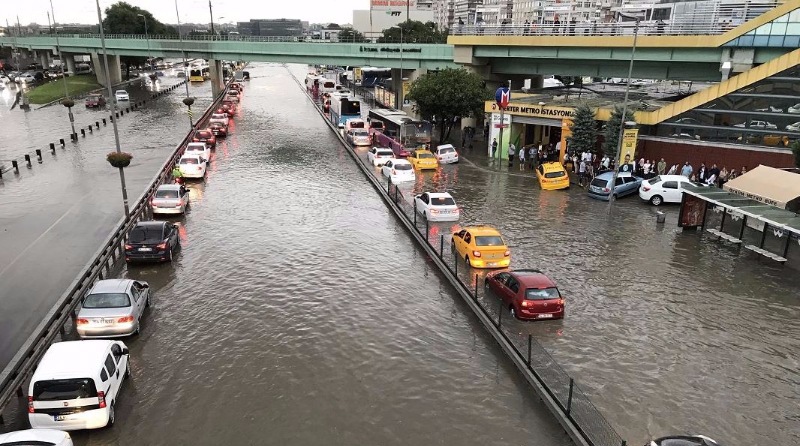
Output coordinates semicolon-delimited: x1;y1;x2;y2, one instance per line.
347;102;800;445
1;64;571;445
0;73;215;369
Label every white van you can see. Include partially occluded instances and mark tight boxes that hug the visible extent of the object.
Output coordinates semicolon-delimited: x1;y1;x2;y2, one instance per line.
28;340;130;431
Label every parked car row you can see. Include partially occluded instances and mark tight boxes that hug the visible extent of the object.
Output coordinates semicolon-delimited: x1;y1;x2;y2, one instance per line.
10;83;246;441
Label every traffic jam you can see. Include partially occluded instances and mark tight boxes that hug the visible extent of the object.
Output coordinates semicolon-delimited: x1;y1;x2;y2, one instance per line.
306;71;567;324
1;80;246;444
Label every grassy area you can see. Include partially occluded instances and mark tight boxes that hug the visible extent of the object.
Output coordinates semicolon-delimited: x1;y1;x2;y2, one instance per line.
26;75;102;104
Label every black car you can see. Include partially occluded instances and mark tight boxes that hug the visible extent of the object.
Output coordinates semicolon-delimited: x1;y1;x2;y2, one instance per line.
124;221;180;263
648;436;721;446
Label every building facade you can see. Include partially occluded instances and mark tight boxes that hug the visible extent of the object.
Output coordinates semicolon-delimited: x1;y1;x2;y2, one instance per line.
434;0;456;30
353;1;436;38
453;0;484;24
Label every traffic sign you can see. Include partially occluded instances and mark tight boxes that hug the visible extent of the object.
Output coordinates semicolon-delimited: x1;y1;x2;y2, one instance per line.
495;87;510;110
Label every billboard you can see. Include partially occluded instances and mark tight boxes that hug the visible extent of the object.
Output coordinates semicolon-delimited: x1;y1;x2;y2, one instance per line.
371;0;416;11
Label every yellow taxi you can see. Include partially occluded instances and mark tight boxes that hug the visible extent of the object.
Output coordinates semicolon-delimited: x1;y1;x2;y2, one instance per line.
406;149;439;170
451;225;510;269
536;162;570;190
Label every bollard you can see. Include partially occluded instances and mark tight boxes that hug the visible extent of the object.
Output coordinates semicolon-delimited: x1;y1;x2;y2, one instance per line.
96;121;100;128
24;154;32;167
440;234;444;258
497;300;502;328
102;118;107;125
656;211;666;224
88;126;92;133
80;129;85;137
120;110;123;116
12;160;19;174
126;107;129;113
474;274;478;299
425;218;429;241
566;378;574;415
527;335;532;366
49;143;55;153
413;201;417;226
115;112;119;118
454;251;457;275
60;138;65;146
36;149;42;163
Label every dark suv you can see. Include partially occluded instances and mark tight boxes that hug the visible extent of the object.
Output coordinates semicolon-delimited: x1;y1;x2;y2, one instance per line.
485;269;565;320
124;221;180;263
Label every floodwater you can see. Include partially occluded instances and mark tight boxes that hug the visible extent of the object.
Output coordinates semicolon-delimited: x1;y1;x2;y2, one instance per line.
0;64;571;446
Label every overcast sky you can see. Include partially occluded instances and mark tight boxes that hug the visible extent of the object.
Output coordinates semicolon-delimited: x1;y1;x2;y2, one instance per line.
1;0;368;27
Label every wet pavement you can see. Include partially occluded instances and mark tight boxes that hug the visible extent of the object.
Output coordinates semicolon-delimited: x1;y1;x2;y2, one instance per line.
0;64;571;446
0;72;215;369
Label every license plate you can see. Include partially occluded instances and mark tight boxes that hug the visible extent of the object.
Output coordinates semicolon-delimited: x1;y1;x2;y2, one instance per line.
54;415;66;421
487;262;497;267
139;247;152;252
537;314;554;319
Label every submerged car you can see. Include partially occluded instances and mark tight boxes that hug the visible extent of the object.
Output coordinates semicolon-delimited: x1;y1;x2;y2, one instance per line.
367;147;394;167
406;149;439;170
380;159;415;183
639;174;703;206
76;279;151;338
114;90;129;102
435;144;459;164
588;171;643;201
485;269;565;320
192;129;217;148
414;192;460;222
124;221;180;263
347;128;372;146
209;121;228;137
536;162;570;190
647;435;721;446
85;94;106;108
178;154;207;179
151;183;189;215
0;430;73;446
451;225;510;269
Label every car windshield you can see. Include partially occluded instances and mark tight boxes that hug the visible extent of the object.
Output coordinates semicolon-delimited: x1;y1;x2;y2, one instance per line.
33;378;97;401
180;158;199;164
155;189;179;198
418;152;435;159
544;171;566;178
394;164;412;171
84;292;131;308
475;235;504;246
129;225;163;243
590;178;608;187
431;197;456;206
525;287;561;300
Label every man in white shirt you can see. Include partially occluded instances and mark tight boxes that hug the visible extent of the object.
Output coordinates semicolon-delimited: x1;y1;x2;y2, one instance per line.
508;143;516;168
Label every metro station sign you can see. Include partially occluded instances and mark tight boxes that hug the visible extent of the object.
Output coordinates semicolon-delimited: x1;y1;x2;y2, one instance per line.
495;87;510;110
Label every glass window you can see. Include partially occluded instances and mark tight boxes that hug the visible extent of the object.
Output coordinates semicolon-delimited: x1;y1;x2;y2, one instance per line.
84;293;131;309
590;178;607;188
418;152;435;159
430;196;456;206
112;344;123;362
623;177;638;184
544;171;566;178
663;181;679;189
649;176;662;184
100;369;108;382
524;287;561;300
33;378;97;400
475;235;504;246
129;225;164;243
508;278;520;293
771;23;788;35
180;157;199;165
105;355;117;376
155;189;180;199
615;177;624;186
394;164;412;170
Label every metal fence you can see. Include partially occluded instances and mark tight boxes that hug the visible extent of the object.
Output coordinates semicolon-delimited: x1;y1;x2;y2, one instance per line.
298;73;626;446
0;81;228;423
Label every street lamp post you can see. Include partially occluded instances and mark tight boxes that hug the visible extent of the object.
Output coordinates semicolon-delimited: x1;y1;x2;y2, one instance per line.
95;0;130;217
137;14;151;71
208;0;215;38
175;0;194;129
608;17;640;206
47;2;76;140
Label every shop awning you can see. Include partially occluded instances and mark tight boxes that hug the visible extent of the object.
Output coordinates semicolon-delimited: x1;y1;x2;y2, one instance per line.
723;165;800;212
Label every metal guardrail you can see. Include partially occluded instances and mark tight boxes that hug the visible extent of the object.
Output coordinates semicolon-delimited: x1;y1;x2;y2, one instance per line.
294;70;626;446
0;81;229;422
27;33;445;44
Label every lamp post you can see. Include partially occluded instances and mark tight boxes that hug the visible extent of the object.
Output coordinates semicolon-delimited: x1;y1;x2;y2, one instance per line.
175;0;194;129
95;0;130;217
136;13;152;71
48;2;77;140
608;16;640;206
208;0;215;38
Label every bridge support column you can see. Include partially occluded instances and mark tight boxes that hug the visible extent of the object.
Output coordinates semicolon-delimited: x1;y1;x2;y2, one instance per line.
38;51;51;69
391;68;404;110
209;59;225;97
63;54;76;75
91;52;122;88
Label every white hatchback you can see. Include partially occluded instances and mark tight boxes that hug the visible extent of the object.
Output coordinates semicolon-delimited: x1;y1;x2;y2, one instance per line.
639;174;703;206
178;154;207;179
367;147;394;167
0;429;73;446
184;142;210;163
435;144;459;164
414;192;460;222
381;159;415;183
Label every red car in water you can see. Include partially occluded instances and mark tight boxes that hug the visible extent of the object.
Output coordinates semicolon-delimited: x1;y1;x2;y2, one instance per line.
209;121;228;137
219;101;236;117
485;269;565;320
192;129;217;148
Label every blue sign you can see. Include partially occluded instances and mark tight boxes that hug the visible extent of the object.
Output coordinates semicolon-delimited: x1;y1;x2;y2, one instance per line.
495;87;510;109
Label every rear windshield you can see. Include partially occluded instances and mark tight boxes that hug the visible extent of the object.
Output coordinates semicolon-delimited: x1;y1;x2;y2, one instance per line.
439;147;455;153
525;287;561;300
349;121;365;129
394;164;412;171
323;81;335;88
545;171;566;178
418;152;435;159
84;292;131;308
371;122;384;129
129;225;163;243
156;189;180;198
180;158;199;165
211;114;226;119
378;151;394;157
431;197;456;206
648;176;662;184
475;236;504;246
590;178;607;187
33;378;97;401
196;132;211;138
354;130;369;136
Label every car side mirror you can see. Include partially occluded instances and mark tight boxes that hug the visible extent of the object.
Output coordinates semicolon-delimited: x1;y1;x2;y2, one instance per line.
142;283;149;288
173;224;180;230
122;347;130;355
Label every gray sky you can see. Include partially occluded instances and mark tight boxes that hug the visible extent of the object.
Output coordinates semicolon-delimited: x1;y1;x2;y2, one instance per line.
1;0;367;28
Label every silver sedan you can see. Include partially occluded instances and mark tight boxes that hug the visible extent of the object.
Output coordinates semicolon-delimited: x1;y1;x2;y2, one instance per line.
151;184;189;215
76;279;151;338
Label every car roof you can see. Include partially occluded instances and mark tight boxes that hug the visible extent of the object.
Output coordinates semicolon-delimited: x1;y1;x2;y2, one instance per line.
653;174;688;181
437;144;454;150
89;279;133;294
0;429;71;443
508;269;557;288
390;158;411;165
413;149;433;154
541;162;566;171
596;171;635;179
462;225;502;236
424;192;453;199
133;220;167;229
158;184;182;191
181;154;203;160
32;340;119;380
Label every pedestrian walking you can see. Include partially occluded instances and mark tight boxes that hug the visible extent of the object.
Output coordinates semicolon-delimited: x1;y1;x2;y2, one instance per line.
491;138;498;158
518;146;525;170
578;159;587;187
508;143;516;168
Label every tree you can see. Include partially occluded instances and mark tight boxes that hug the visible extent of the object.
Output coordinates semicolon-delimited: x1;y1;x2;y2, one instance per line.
103;2;177;78
338;28;367;43
327;23;341;30
568;104;597;155
378;20;447;43
406;68;490;144
603;105;635;160
791;140;800;169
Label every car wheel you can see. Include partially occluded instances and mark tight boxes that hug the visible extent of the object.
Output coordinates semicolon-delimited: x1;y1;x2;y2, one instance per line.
165;247;173;262
133;322;140;336
107;403;115;427
650;195;663;206
125;364;131;378
424;211;429;220
510;306;518;319
146;295;151;308
465;255;471;267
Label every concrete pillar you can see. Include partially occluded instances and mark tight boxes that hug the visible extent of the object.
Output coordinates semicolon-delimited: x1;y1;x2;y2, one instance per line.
391;68;404;110
91;53;122;87
38;51;50;68
209;59;225;97
64;54;76;74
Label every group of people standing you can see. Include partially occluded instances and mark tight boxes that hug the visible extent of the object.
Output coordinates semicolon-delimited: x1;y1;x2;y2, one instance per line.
675;161;747;188
491;139;559;171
